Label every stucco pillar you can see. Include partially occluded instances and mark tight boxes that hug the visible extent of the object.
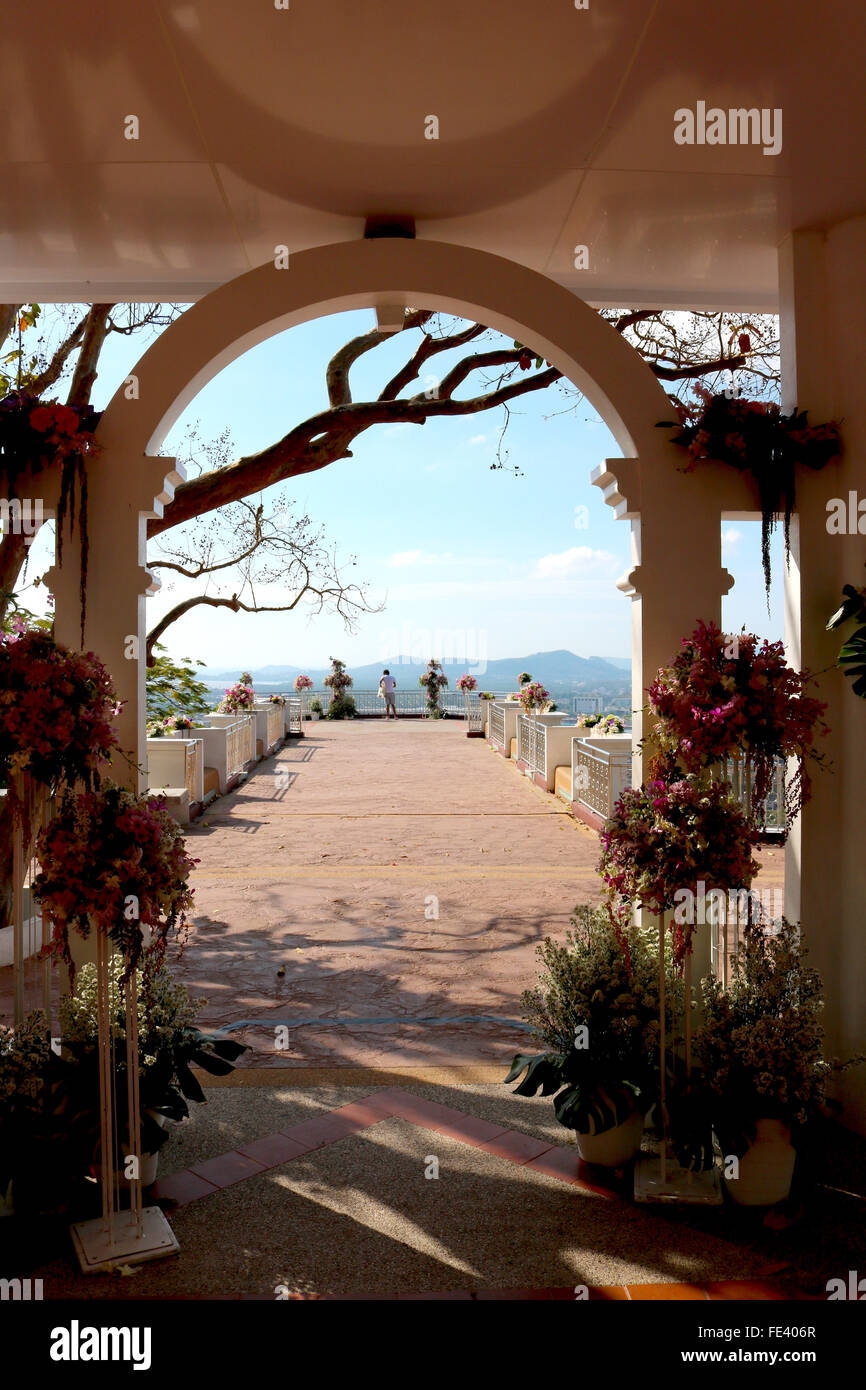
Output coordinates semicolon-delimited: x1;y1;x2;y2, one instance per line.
594;445;739;982
46;452;182;972
780;221;866;1134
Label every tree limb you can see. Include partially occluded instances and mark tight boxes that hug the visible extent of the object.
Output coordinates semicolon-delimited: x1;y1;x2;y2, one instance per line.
0;305;19;355
66;304;113;407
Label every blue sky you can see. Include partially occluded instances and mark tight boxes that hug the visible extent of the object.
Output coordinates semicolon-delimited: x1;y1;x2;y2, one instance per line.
24;307;785;672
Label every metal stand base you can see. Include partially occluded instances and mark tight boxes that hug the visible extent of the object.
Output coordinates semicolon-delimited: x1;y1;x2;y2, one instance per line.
634;1150;723;1205
70;1206;179;1273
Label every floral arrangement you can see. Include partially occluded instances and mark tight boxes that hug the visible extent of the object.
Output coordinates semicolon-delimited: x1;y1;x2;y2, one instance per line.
575;713;601;729
596;715;625;735
456;674;478;693
0;392;101;643
506;904;680;1136
517;671;532;686
695;920;863;1140
518;680;549;714
419;658;449;716
269;693;287;706
647;620;828;830
146;721;165;738
323;657;353;695
0;626;120;799
217;679;256;713
599;776;762;966
163;713;193;732
293;674;314;693
479;691;495;701
34;783;198;977
666;390;841;597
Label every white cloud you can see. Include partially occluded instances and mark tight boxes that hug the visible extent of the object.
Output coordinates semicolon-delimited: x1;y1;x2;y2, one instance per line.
389;549;424;567
532;546;618;580
469;434;487;445
722;528;742;550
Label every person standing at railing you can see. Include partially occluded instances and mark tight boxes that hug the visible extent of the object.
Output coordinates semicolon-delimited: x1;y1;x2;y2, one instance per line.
379;669;398;719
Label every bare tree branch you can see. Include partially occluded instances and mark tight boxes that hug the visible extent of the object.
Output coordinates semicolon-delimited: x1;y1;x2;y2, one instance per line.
0;305;19;354
66;304;113;407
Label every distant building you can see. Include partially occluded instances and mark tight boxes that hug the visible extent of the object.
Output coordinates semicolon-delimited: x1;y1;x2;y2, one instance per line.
571;695;602;716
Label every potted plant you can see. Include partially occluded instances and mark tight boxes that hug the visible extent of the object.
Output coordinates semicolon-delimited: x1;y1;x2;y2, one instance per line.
506;905;672;1167
309;698;323;721
694;919;863;1207
60;959;248;1188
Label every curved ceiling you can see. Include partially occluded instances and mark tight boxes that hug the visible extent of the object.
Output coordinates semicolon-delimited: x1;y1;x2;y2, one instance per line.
1;0;863;308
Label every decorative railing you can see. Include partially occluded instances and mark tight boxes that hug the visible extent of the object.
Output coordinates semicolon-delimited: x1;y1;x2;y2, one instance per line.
518;717;532;764
266;704;283;750
489;704;505;746
462;692;484;733
286;698;303;735
726;753;785;834
184;741;199;805
572;737;633;820
225;718;250;779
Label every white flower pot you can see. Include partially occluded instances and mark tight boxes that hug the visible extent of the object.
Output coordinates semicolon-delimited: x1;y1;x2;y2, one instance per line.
725;1118;795;1206
575;1108;644;1167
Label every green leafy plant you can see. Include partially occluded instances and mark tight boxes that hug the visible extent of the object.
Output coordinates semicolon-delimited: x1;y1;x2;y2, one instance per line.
506;904;674;1137
60;959;248;1157
325;692;356;719
146;643;212;721
695;920;863;1154
309;698;323;715
827;578;866;698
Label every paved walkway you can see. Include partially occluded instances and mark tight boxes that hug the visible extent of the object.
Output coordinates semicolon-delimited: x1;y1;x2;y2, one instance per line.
170;719;784;1073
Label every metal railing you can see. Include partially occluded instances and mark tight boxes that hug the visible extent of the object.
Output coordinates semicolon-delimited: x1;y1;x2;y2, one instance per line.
286;698;302;734
489;704;505;746
573;737;633;820
518;717;532;764
225;717;253;778
726;754;785;834
183;741;200;805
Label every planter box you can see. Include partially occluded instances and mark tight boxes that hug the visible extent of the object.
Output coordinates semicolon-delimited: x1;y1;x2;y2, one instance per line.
205;712;256;765
489;700;523;757
146;737;205;810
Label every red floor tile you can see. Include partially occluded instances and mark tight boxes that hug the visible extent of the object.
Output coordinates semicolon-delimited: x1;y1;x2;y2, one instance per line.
235;1132;310;1168
626;1283;710;1301
702;1281;788;1301
188;1150;267;1189
523;1147;615;1196
477;1130;557;1165
330;1097;395;1127
279;1111;368;1148
152;1169;220;1206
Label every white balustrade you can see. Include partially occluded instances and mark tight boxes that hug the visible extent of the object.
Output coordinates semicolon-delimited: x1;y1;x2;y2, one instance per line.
572;735;633;820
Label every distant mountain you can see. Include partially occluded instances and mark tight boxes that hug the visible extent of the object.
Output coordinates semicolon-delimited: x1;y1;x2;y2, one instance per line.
200;649;629;690
591;656;631;672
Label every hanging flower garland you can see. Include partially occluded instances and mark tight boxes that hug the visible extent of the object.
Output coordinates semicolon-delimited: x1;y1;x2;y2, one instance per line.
646;620;828;831
33;784;198;981
0;392;101;644
598;777;762;968
663;391;841;599
456;674;477;692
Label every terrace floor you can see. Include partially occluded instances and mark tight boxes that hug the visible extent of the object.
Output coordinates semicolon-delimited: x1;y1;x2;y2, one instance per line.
16;718;848;1304
166;718;786;1074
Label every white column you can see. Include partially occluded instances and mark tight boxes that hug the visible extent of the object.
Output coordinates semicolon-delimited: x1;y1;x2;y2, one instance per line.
780;221;866;1134
46;453;182;971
